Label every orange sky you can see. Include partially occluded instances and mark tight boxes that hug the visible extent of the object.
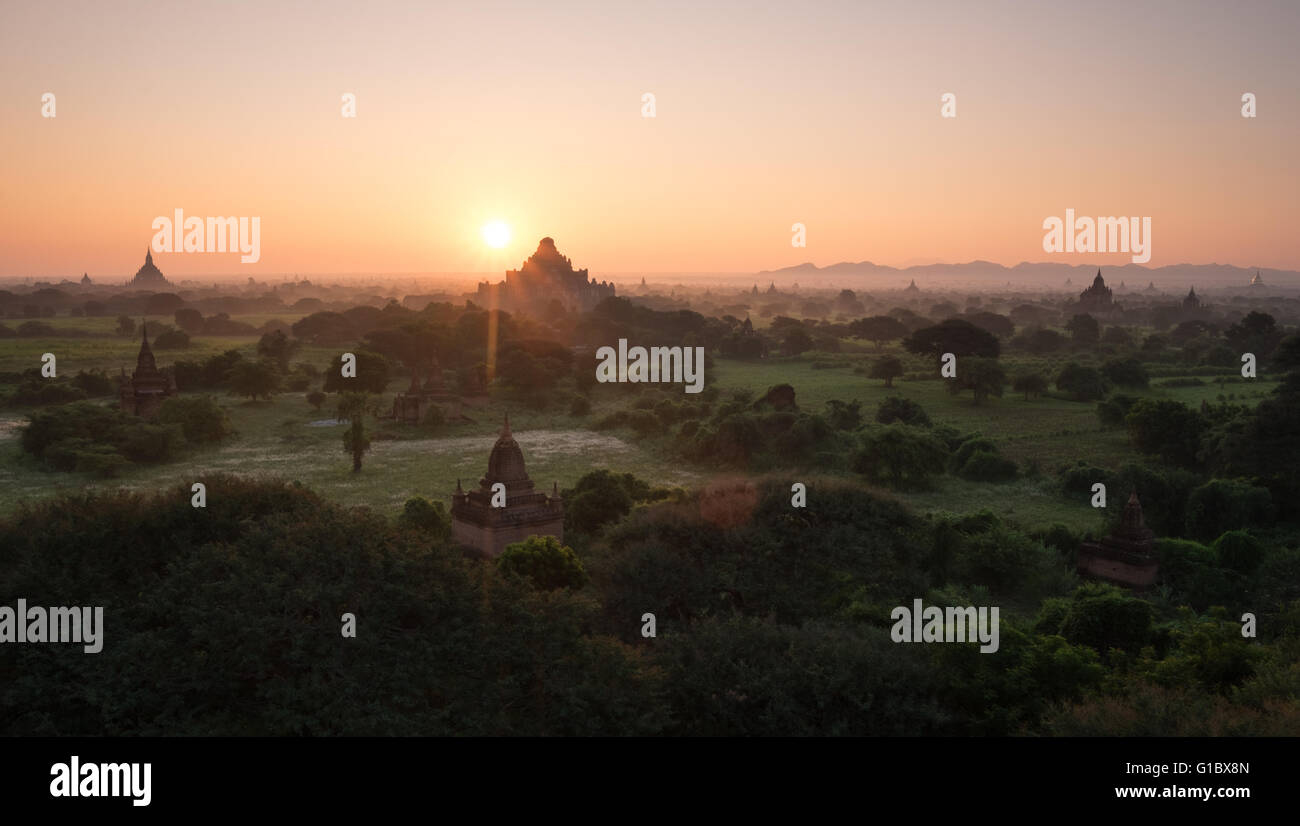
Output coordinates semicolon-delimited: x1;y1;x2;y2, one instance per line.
2;0;1298;279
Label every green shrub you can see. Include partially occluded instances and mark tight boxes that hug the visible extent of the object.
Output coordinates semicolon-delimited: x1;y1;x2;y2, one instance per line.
158;395;232;443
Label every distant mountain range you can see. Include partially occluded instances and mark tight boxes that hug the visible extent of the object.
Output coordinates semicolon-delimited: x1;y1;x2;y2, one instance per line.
755;260;1298;288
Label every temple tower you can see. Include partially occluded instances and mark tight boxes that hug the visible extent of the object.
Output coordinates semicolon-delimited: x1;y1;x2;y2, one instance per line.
450;414;564;557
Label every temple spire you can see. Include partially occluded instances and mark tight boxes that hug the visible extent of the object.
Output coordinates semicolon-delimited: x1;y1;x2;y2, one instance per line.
501;411;511;438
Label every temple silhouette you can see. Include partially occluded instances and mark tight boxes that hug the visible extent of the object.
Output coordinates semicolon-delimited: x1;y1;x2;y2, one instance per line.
118;321;176;418
1076;491;1159;588
450;414;564;557
128;249;171;288
1076;269;1114;311
474;237;614;314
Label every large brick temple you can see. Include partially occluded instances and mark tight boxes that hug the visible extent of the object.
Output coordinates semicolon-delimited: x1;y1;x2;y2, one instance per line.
450;414;564;557
1076;490;1159;588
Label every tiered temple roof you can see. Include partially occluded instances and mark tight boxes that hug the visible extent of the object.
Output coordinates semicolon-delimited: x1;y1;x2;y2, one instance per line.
129;249;171;287
450;414;564;557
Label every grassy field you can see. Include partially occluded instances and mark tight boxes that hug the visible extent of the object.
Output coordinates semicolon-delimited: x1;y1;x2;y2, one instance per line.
0;391;703;519
710;356;1277;470
0;326;1279;530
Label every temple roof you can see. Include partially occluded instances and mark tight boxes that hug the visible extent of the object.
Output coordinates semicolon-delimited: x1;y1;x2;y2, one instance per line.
131;249;170;286
1117;490;1154;541
482;412;531;490
136;320;158;373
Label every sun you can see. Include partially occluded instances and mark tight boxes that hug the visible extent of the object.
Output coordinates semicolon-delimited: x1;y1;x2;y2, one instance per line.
481;220;511;249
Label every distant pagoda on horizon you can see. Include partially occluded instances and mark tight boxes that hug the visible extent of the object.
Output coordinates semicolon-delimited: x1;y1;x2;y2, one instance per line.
1251;271;1264;287
128;249;171;288
1077;269;1114;310
474;237;613;314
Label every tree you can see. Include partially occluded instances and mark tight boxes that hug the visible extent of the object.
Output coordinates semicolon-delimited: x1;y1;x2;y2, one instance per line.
823;399;862;431
876;396;930;427
306;391;326;410
1101;357;1148;388
1213;530;1265;575
852;424;948;489
1170;319;1217;346
174;308;205;333
1272;333;1300;372
961;311;1015;339
116;316;136;336
849;315;908;349
1185;479;1273;542
1125;399;1203;468
1057;583;1153;657
498;535;589;591
291;311;356;345
1021;327;1067;354
782;326;815;355
1013;372;1048;401
1065;313;1100;344
228;359;281;401
903;319;1000;367
1055;363;1108;401
153;329;190;349
397;496;451;541
322;349;391;395
1225;311;1280;357
869;355;903;387
157;396;232;443
257;329;300;371
338;392;372;473
946;356;1005;405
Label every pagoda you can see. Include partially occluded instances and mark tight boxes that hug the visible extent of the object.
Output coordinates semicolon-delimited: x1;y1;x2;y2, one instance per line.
128;249;171;287
1076;491;1159;588
1183;286;1201;310
450;414;564;557
1077;269;1113;311
1250;271;1264;288
389;358;461;424
474;238;614;314
118;321;176;418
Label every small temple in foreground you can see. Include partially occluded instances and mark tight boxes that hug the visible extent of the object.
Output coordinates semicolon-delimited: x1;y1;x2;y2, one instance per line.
1076;491;1159;588
119;321;176;418
450;414;564;557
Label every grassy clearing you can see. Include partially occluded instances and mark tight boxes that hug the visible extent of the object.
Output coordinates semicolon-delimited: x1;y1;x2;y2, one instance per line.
0;391;701;518
0;330;1279;525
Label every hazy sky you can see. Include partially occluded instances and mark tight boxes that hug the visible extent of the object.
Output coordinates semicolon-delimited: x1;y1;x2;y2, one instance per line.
2;0;1298;279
